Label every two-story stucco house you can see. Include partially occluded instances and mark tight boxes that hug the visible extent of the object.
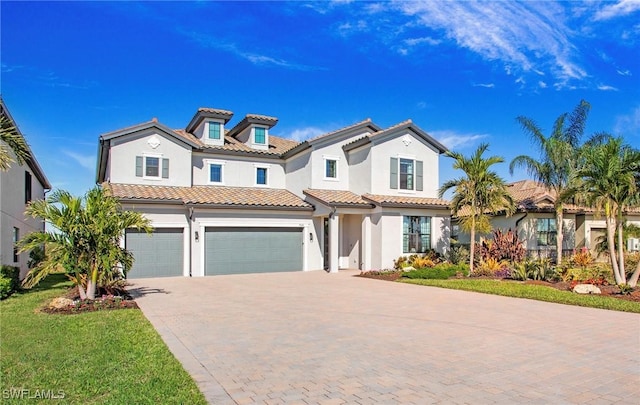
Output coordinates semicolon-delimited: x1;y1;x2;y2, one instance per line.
454;180;640;260
96;108;451;278
0;98;51;279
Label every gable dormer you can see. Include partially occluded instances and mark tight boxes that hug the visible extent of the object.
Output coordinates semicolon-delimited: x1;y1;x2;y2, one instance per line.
185;108;234;147
227;114;278;151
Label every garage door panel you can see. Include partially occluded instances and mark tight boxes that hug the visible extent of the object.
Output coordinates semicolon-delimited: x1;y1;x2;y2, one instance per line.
205;227;302;275
126;228;183;278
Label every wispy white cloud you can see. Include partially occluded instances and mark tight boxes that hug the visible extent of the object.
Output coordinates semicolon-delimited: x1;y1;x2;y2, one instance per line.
288;126;330;142
430;130;488;149
392;1;586;84
63;150;96;171
538;81;548;88
472;83;495;88
597;84;619;91
617;69;632;76
593;0;640;21
404;36;441;47
179;29;326;71
614;106;640;137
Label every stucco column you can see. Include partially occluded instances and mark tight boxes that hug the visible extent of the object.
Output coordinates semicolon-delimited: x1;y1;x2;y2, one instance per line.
361;214;372;271
329;214;340;273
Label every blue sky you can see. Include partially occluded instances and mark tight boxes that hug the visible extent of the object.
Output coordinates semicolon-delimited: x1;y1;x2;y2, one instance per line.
2;1;639;198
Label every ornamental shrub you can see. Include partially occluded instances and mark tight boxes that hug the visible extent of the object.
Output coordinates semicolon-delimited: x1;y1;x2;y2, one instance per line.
0;265;20;299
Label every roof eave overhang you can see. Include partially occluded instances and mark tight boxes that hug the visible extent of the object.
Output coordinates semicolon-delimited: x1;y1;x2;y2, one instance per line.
186;203;313;211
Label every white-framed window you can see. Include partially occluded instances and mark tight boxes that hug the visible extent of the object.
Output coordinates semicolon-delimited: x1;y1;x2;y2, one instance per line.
136;154;169;179
205;160;225;184
399;158;414;190
403;216;431;253
208;122;221;140
255;164;270;186
145;156;160;177
323;155;339;180
390;156;423;192
254;127;266;145
537;218;557;247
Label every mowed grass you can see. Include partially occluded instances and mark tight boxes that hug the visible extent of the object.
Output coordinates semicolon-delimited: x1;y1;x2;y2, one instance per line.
399;278;640;313
0;274;207;404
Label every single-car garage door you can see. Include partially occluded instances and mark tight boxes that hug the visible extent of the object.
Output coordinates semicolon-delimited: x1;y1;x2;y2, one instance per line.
126;228;184;278
205;227;303;275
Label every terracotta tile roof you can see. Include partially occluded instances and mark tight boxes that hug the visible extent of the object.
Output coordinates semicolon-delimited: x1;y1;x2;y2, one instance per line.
506;180;640;214
171;129;298;156
306;118;377;143
197;107;234;116
363;194;450;208
104;183;312;209
303;189;373;207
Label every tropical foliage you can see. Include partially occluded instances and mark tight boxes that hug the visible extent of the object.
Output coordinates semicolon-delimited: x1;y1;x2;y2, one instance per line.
509;99;591;263
439;143;515;273
0;113;31;171
19;187;152;299
574;137;640;286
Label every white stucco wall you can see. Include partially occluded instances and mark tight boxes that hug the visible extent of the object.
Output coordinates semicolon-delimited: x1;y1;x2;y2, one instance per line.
192;153;286;188
108;130;192;186
348;146;371;196
309;141;350;190
369;131;441;197
285;150;312;198
0;147;47;278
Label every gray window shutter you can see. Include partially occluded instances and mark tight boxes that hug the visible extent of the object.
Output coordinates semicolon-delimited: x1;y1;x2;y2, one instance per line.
416;160;423;191
162;158;169;179
135;156;143;177
390;157;398;189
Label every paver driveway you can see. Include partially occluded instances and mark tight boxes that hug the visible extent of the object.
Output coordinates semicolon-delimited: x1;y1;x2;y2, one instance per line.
130;270;640;404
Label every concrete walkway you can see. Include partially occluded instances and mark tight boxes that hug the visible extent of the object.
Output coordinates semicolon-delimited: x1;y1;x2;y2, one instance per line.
130;270;640;404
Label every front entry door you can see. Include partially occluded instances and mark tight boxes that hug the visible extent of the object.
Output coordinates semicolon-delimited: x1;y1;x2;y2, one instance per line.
323;218;329;270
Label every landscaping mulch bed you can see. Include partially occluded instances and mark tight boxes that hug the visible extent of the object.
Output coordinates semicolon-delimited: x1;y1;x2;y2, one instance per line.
358;271;640;302
40;286;139;314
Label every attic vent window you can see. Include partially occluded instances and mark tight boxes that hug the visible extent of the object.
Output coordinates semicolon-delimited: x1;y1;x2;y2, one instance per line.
147;135;161;149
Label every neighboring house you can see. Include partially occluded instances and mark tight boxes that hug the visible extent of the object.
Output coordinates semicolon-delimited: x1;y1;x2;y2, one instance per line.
0;98;51;279
454;179;640;259
96;108;451;278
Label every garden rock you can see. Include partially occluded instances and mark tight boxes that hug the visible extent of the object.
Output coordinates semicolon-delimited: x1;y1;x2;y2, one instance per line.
402;266;416;272
48;297;74;309
572;284;601;295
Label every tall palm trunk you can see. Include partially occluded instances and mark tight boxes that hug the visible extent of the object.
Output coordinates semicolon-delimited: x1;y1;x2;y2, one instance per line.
87;261;98;300
629;260;640;288
469;215;476;275
555;206;564;264
617;219;625;281
606;215;623;284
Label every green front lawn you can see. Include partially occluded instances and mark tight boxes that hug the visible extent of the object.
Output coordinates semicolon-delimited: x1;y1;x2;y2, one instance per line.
0;274;207;404
400;278;640;313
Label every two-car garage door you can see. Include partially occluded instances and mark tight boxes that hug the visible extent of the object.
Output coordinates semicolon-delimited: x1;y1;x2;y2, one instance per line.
125;227;303;278
205;227;303;276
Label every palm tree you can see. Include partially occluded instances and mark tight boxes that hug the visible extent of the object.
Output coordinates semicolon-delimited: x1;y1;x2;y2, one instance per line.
509;100;591;263
577;137;640;286
439;143;515;274
20;187;152;299
0;113;31;170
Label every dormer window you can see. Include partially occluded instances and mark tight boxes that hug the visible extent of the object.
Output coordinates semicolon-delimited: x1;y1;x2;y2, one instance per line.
208;122;221;140
254;127;266;145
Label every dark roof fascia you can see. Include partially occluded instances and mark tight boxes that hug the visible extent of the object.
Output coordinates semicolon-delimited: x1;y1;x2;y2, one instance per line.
185;109;234;134
374;202;450;210
100;121;199;148
372;122;448;154
282;142;311;159
227;114;279;138
193;147;285;160
302;192;374;209
186;203;313;211
342;137;371;152
0;98;52;189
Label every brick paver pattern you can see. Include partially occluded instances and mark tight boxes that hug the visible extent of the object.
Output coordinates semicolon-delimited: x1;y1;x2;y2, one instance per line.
131;270;640;405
